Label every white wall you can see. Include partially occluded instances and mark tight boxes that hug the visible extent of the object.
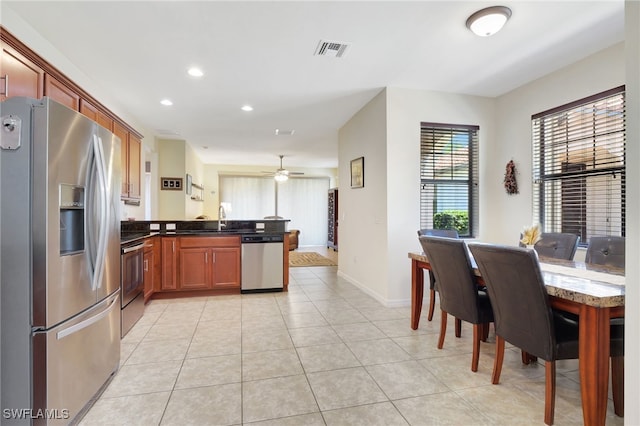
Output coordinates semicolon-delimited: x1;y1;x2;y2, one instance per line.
338;88;495;305
624;1;639;423
185;143;205;220
157;139;186;220
1;8;156;221
337;89;389;301
490;43;625;245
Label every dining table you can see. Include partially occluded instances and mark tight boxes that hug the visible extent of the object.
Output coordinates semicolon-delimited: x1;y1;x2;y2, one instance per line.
408;251;625;426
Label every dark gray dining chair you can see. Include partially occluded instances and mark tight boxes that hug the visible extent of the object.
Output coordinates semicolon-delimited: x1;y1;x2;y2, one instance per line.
417;229;459;322
584;235;625;416
521;232;580;260
585;236;625;268
468;242;624;424
419;236;493;372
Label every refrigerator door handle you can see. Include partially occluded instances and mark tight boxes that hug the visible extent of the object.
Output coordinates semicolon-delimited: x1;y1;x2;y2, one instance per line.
56;294;119;340
90;135;110;291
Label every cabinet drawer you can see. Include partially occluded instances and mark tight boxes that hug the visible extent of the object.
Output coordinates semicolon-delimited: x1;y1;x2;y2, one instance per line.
179;236;240;248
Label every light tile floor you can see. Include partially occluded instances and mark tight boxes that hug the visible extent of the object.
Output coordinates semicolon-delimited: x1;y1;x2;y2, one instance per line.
80;253;624;425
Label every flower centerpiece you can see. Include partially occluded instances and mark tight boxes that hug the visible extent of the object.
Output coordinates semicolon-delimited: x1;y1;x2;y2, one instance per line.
520;223;542;248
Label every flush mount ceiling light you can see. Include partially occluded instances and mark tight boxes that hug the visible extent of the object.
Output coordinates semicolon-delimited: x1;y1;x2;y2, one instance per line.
466;6;512;37
241;105;253;112
160;99;173;106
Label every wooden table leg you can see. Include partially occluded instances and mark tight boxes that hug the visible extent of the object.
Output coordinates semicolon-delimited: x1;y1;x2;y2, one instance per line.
411;259;424;330
579;304;610;426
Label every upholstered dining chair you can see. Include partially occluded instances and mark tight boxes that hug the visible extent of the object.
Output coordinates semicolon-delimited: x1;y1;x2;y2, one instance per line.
419;236;493;372
524;232;580;260
584;235;625;416
468;243;624;424
585;236;625;268
417;229;459;322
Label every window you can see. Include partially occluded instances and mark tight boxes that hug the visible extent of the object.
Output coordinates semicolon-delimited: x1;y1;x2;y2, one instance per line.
420;122;479;237
532;86;625;245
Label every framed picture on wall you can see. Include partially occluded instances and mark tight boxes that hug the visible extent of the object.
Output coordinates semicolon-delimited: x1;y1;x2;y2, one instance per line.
350;157;364;188
161;177;183;190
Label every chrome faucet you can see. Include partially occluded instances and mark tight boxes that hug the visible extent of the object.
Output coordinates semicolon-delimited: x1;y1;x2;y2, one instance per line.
218;204;227;231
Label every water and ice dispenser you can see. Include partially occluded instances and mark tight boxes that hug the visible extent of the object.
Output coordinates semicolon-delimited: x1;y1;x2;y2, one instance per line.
59;184;85;255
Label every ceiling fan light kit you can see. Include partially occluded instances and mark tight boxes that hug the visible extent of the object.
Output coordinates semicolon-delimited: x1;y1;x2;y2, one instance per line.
263;155;304;182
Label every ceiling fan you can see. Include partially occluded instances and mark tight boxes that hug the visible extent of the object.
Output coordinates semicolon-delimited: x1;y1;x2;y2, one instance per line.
262;155;304;182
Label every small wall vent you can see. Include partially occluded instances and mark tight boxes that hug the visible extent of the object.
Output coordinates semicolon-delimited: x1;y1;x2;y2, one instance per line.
314;40;351;58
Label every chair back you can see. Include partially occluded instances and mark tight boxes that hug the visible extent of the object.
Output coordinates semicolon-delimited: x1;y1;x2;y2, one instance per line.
419;236;483;324
534;232;580;260
417;229;459;238
585;236;625;268
468;243;557;361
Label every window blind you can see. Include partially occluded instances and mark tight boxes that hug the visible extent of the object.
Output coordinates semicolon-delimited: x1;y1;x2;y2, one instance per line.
532;86;625;245
420;122;479;237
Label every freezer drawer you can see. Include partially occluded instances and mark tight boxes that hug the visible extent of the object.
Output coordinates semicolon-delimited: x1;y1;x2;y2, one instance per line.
32;291;121;425
241;241;284;293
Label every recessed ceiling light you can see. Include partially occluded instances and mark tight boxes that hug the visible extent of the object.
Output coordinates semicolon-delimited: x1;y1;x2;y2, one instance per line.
160;99;173;106
275;129;295;136
241;105;253;112
188;67;204;77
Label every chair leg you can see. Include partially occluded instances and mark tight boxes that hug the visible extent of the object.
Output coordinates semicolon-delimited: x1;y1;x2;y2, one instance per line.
471;324;481;372
480;322;490;342
521;351;537;365
544;361;556;425
437;310;447;349
455;318;462;338
427;288;436;321
492;335;505;384
611;356;624;417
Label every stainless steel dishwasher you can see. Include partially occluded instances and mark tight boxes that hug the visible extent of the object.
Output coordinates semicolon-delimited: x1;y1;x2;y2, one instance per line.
241;234;284;293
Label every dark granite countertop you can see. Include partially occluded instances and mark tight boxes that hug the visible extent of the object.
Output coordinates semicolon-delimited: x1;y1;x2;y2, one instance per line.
121;219;290;244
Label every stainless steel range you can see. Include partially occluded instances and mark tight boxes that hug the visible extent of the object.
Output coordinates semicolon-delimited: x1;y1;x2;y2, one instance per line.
120;239;146;337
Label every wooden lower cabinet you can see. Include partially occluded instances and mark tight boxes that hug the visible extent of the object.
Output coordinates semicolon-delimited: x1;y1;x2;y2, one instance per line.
211;247;241;288
179;247;211;290
159;235;241;294
161;237;178;291
143;239;155;301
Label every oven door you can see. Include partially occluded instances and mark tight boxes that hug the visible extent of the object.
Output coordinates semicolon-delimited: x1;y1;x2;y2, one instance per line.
121;242;144;307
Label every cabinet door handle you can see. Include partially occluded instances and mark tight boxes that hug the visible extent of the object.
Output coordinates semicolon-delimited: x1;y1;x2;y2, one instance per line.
144;259;148;272
1;75;8;97
212;253;216;263
172;241;175;252
205;252;208;263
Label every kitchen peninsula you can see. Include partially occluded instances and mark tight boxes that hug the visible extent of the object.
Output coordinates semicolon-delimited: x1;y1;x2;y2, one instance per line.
121;219;290;302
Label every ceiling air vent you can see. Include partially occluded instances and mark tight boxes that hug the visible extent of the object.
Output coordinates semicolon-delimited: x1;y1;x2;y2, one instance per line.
314;40;351;58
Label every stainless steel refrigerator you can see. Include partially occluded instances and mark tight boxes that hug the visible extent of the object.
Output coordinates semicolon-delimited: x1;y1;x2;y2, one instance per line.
1;97;121;425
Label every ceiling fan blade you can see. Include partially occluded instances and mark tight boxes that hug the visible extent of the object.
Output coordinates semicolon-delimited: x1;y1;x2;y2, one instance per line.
289;172;305;175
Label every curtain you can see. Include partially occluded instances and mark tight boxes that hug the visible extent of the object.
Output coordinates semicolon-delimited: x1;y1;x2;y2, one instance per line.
219;175;330;246
278;177;330;246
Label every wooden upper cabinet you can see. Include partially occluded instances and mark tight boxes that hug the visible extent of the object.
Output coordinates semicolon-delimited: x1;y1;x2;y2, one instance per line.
80;98;113;131
113;121;129;197
1;40;44;101
44;74;80;110
127;134;141;199
114;121;141;200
